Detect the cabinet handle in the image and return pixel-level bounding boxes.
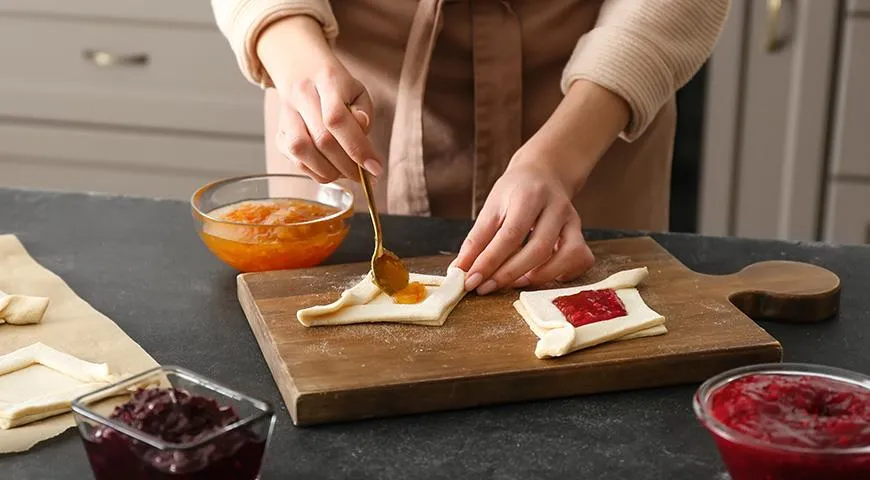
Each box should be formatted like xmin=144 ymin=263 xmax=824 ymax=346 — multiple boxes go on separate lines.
xmin=83 ymin=49 xmax=149 ymax=67
xmin=766 ymin=0 xmax=785 ymax=52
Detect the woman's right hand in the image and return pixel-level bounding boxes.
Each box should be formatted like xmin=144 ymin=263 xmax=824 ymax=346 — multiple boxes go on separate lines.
xmin=257 ymin=16 xmax=382 ymax=183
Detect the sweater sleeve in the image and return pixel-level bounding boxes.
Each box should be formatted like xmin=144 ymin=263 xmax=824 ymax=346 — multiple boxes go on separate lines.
xmin=210 ymin=0 xmax=339 ymax=89
xmin=561 ymin=0 xmax=730 ymax=141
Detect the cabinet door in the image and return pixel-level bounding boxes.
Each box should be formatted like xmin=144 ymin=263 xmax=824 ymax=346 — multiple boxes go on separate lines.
xmin=698 ymin=1 xmax=749 ymax=236
xmin=823 ymin=182 xmax=870 ymax=245
xmin=732 ymin=0 xmax=838 ymax=240
xmin=0 ymin=0 xmax=213 ymax=25
xmin=0 ymin=16 xmax=263 ymax=136
xmin=0 ymin=122 xmax=264 ymax=200
xmin=829 ymin=17 xmax=870 ymax=178
xmin=849 ymin=0 xmax=870 ymax=13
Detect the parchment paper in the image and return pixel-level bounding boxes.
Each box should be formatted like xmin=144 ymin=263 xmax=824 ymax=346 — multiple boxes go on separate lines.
xmin=0 ymin=234 xmax=159 ymax=454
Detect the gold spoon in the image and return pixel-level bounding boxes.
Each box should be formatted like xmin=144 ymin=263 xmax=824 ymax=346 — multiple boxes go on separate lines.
xmin=358 ymin=164 xmax=409 ymax=295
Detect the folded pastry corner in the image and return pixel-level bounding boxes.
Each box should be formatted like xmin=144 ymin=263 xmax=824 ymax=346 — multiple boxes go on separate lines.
xmin=0 ymin=289 xmax=50 ymax=325
xmin=297 ymin=266 xmax=468 ymax=327
xmin=0 ymin=342 xmax=131 ymax=430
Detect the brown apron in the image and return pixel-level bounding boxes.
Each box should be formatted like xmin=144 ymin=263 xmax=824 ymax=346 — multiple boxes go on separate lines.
xmin=264 ymin=0 xmax=676 ymax=231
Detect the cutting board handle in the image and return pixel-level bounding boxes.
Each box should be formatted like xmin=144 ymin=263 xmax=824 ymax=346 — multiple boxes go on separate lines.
xmin=712 ymin=260 xmax=840 ymax=324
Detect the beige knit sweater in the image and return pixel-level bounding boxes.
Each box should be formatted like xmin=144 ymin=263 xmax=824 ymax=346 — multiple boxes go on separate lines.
xmin=210 ymin=0 xmax=729 ymax=140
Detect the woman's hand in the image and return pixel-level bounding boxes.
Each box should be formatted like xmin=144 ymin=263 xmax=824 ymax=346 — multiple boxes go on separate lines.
xmin=257 ymin=16 xmax=382 ymax=183
xmin=452 ymin=79 xmax=632 ymax=295
xmin=452 ymin=160 xmax=595 ymax=295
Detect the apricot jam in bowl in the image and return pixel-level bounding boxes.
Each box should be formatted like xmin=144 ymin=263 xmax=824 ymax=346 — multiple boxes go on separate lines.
xmin=191 ymin=174 xmax=353 ymax=272
xmin=693 ymin=363 xmax=870 ymax=480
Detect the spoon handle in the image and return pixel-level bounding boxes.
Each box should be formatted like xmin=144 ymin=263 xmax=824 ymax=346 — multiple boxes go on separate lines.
xmin=358 ymin=164 xmax=384 ymax=257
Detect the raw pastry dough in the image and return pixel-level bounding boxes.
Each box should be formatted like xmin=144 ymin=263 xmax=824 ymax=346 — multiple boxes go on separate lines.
xmin=297 ymin=267 xmax=467 ymax=327
xmin=514 ymin=267 xmax=666 ymax=359
xmin=0 ymin=343 xmax=128 ymax=429
xmin=0 ymin=289 xmax=49 ymax=325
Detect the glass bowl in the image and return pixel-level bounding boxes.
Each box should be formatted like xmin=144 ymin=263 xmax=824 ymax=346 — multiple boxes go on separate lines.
xmin=191 ymin=174 xmax=354 ymax=272
xmin=71 ymin=365 xmax=276 ymax=480
xmin=693 ymin=362 xmax=870 ymax=480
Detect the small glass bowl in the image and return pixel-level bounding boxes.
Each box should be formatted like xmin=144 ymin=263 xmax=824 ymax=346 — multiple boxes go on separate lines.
xmin=693 ymin=362 xmax=870 ymax=480
xmin=191 ymin=174 xmax=354 ymax=272
xmin=71 ymin=365 xmax=276 ymax=480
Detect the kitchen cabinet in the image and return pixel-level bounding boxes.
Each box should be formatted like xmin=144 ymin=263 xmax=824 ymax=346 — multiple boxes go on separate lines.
xmin=823 ymin=182 xmax=870 ymax=245
xmin=829 ymin=16 xmax=870 ymax=178
xmin=849 ymin=0 xmax=870 ymax=13
xmin=699 ymin=0 xmax=870 ymax=245
xmin=0 ymin=0 xmax=265 ymax=200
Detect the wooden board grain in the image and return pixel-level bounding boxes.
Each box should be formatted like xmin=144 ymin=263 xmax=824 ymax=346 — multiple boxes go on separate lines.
xmin=237 ymin=236 xmax=840 ymax=426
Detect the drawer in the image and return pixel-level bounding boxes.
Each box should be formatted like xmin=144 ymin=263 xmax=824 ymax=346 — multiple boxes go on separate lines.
xmin=0 ymin=161 xmax=232 ymax=201
xmin=822 ymin=181 xmax=870 ymax=245
xmin=829 ymin=18 xmax=870 ymax=177
xmin=0 ymin=122 xmax=265 ymax=200
xmin=849 ymin=0 xmax=870 ymax=14
xmin=0 ymin=0 xmax=214 ymax=26
xmin=0 ymin=16 xmax=263 ymax=136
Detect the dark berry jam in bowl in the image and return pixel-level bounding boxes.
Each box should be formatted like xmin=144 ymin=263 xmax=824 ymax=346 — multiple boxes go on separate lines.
xmin=693 ymin=363 xmax=870 ymax=480
xmin=71 ymin=366 xmax=275 ymax=480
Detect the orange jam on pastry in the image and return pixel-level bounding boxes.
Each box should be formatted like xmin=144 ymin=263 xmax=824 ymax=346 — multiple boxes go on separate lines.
xmin=392 ymin=282 xmax=427 ymax=304
xmin=199 ymin=199 xmax=349 ymax=272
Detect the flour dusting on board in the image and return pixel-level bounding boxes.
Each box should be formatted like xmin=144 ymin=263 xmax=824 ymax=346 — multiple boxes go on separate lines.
xmin=332 ymin=292 xmax=523 ymax=347
xmin=592 ymin=254 xmax=634 ymax=273
xmin=341 ymin=319 xmax=459 ymax=346
xmin=341 ymin=273 xmax=370 ymax=291
xmin=298 ymin=339 xmax=334 ymax=356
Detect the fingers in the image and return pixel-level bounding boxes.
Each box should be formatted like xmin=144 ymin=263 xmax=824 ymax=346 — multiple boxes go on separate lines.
xmin=276 ymin=110 xmax=340 ymax=183
xmin=295 ymin=159 xmax=333 ymax=184
xmin=466 ymin=194 xmax=545 ymax=294
xmin=317 ymin=78 xmax=383 ymax=177
xmin=487 ymin=203 xmax=569 ymax=290
xmin=451 ymin=200 xmax=501 ymax=275
xmin=274 ymin=63 xmax=382 ymax=184
xmin=351 ymin=109 xmax=370 ymax=133
xmin=290 ymin=80 xmax=361 ymax=181
xmin=524 ymin=215 xmax=594 ymax=286
xmin=349 ymin=85 xmax=375 ymax=130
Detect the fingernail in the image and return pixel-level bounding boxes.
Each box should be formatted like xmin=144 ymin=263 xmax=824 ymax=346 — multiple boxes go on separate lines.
xmin=465 ymin=272 xmax=483 ymax=291
xmin=353 ymin=110 xmax=370 ymax=130
xmin=476 ymin=279 xmax=498 ymax=296
xmin=363 ymin=159 xmax=383 ymax=176
xmin=512 ymin=275 xmax=530 ymax=289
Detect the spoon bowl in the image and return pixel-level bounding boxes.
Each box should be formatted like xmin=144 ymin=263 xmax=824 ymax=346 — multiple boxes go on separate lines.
xmin=357 ymin=165 xmax=409 ymax=294
xmin=372 ymin=248 xmax=409 ymax=295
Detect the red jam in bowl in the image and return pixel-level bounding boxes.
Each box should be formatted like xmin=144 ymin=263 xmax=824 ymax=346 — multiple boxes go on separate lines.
xmin=82 ymin=388 xmax=266 ymax=480
xmin=699 ymin=371 xmax=870 ymax=480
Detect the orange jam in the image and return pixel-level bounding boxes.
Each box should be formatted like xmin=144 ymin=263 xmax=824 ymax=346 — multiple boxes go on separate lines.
xmin=392 ymin=282 xmax=427 ymax=304
xmin=198 ymin=198 xmax=348 ymax=272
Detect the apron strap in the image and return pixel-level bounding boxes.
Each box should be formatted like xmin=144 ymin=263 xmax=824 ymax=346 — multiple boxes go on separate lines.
xmin=386 ymin=0 xmax=445 ymax=216
xmin=387 ymin=0 xmax=523 ymax=218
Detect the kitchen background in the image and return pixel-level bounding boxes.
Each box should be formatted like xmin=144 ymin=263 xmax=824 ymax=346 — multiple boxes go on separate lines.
xmin=0 ymin=1 xmax=867 ymax=245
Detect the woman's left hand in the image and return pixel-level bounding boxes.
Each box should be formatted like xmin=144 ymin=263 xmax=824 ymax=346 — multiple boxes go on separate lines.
xmin=451 ymin=156 xmax=594 ymax=295
xmin=451 ymin=79 xmax=631 ymax=295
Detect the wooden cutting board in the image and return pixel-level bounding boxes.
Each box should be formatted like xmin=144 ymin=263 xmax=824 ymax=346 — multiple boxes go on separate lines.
xmin=237 ymin=236 xmax=840 ymax=426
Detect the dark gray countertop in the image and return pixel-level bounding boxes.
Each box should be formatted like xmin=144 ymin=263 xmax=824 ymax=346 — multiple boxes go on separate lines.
xmin=1 ymin=187 xmax=868 ymax=480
